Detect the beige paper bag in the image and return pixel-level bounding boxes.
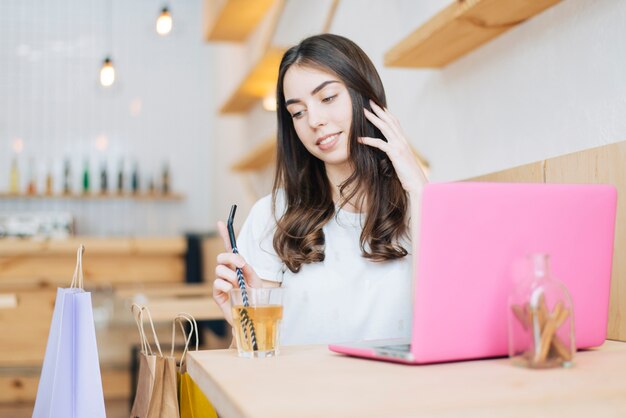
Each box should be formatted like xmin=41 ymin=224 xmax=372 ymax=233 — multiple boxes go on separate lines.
xmin=130 ymin=305 xmax=162 ymax=418
xmin=147 ymin=355 xmax=180 ymax=418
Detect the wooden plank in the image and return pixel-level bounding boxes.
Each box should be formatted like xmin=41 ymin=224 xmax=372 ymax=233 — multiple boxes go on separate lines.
xmin=231 ymin=137 xmax=277 ymax=172
xmin=0 ymin=255 xmax=184 ymax=286
xmin=130 ymin=238 xmax=186 ymax=255
xmin=114 ymin=283 xmax=223 ymax=322
xmin=322 ymin=0 xmax=340 ymax=33
xmin=146 ymin=297 xmax=223 ymax=322
xmin=115 ymin=283 xmax=213 ymax=299
xmin=385 ymin=0 xmax=562 ymax=68
xmin=0 ymin=237 xmax=185 ymax=256
xmin=0 ymin=289 xmax=56 ymax=367
xmin=220 ymin=47 xmax=286 ymax=114
xmin=204 ymin=0 xmax=277 ymax=42
xmin=544 ymin=142 xmax=626 ymax=342
xmin=0 ymin=367 xmax=130 ymax=403
xmin=470 ymin=160 xmax=545 ymax=182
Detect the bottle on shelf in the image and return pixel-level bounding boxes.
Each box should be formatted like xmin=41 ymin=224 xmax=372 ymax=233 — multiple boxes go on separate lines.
xmin=148 ymin=176 xmax=155 ymax=195
xmin=9 ymin=157 xmax=20 ymax=194
xmin=100 ymin=162 xmax=108 ymax=195
xmin=117 ymin=159 xmax=124 ymax=195
xmin=45 ymin=160 xmax=53 ymax=195
xmin=131 ymin=161 xmax=140 ymax=195
xmin=162 ymin=162 xmax=170 ymax=195
xmin=27 ymin=157 xmax=37 ymax=195
xmin=82 ymin=159 xmax=90 ymax=195
xmin=63 ymin=159 xmax=72 ymax=195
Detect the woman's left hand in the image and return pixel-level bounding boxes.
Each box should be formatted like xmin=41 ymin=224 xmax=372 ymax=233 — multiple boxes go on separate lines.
xmin=359 ymin=100 xmax=427 ymax=194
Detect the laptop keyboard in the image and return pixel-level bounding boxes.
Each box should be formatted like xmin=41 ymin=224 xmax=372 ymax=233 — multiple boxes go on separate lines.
xmin=378 ymin=343 xmax=411 ymax=352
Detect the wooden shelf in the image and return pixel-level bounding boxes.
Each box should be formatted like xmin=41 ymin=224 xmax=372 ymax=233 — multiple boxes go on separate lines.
xmin=0 ymin=236 xmax=186 ymax=256
xmin=204 ymin=0 xmax=278 ymax=42
xmin=231 ymin=137 xmax=277 ymax=172
xmin=384 ymin=0 xmax=562 ymax=68
xmin=220 ymin=47 xmax=286 ymax=114
xmin=0 ymin=192 xmax=184 ymax=201
xmin=230 ymin=137 xmax=430 ymax=174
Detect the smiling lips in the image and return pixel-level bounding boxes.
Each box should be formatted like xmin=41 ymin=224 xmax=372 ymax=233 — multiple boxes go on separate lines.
xmin=316 ymin=132 xmax=342 ymax=151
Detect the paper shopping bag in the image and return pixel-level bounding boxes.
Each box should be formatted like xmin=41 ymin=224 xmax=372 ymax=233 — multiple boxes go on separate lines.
xmin=32 ymin=245 xmax=106 ymax=418
xmin=146 ymin=355 xmax=180 ymax=418
xmin=173 ymin=313 xmax=217 ymax=418
xmin=179 ymin=372 xmax=217 ymax=418
xmin=130 ymin=304 xmax=161 ymax=418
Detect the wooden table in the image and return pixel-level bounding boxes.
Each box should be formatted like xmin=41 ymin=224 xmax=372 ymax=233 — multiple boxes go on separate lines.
xmin=188 ymin=340 xmax=626 ymax=418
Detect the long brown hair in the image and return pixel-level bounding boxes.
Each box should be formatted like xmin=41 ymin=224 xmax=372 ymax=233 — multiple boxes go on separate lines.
xmin=273 ymin=34 xmax=408 ymax=273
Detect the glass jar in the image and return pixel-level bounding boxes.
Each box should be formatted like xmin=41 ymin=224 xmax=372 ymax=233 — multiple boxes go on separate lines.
xmin=508 ymin=253 xmax=575 ymax=368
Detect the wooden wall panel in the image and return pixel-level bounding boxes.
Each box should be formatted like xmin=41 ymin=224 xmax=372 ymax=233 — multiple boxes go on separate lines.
xmin=544 ymin=142 xmax=626 ymax=341
xmin=470 ymin=161 xmax=544 ymax=183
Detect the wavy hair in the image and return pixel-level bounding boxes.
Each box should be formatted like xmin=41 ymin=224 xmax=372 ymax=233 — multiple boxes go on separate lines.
xmin=273 ymin=34 xmax=408 ymax=273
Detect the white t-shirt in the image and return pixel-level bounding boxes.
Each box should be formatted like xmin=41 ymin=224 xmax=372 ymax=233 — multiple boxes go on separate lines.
xmin=237 ymin=192 xmax=413 ymax=345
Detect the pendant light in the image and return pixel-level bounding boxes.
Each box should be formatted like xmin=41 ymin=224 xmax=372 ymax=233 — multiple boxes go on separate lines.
xmin=100 ymin=56 xmax=115 ymax=87
xmin=100 ymin=0 xmax=116 ymax=87
xmin=156 ymin=6 xmax=173 ymax=36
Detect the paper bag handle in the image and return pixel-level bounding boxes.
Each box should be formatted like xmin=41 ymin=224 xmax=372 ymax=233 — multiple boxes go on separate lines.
xmin=131 ymin=304 xmax=163 ymax=357
xmin=171 ymin=312 xmax=199 ymax=371
xmin=70 ymin=245 xmax=85 ymax=290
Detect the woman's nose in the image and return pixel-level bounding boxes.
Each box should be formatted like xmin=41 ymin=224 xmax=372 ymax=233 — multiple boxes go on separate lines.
xmin=307 ymin=105 xmax=327 ymax=129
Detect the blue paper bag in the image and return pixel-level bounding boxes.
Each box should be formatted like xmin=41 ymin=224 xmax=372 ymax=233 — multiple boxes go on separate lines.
xmin=32 ymin=246 xmax=106 ymax=418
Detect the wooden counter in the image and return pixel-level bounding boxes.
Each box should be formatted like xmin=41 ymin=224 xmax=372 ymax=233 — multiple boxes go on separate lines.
xmin=188 ymin=340 xmax=626 ymax=418
xmin=0 ymin=235 xmax=197 ymax=404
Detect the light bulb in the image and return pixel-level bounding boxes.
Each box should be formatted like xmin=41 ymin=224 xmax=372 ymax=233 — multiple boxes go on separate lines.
xmin=156 ymin=7 xmax=173 ymax=36
xmin=100 ymin=57 xmax=115 ymax=87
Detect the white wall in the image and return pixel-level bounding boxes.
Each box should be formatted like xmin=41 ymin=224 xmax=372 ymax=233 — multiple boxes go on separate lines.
xmin=10 ymin=1 xmax=619 ymax=233
xmin=1 ymin=0 xmax=215 ymax=236
xmin=210 ymin=0 xmax=626 ymax=226
xmin=335 ymin=0 xmax=626 ymax=181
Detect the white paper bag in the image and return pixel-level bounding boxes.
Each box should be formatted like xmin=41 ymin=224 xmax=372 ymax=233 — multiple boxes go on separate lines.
xmin=32 ymin=245 xmax=106 ymax=418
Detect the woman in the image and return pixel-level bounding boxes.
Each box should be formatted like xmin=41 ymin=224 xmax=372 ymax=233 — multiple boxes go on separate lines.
xmin=213 ymin=34 xmax=427 ymax=345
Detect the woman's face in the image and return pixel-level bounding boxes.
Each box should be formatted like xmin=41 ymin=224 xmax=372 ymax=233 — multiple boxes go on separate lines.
xmin=283 ymin=65 xmax=353 ymax=168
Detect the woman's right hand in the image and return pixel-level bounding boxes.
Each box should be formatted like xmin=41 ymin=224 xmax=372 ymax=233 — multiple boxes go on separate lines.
xmin=212 ymin=220 xmax=263 ymax=326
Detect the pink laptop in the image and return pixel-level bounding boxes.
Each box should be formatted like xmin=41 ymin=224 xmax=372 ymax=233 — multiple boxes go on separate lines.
xmin=329 ymin=182 xmax=617 ymax=364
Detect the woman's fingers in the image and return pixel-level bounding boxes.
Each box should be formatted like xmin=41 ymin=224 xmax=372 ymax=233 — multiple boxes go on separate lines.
xmin=367 ymin=100 xmax=405 ymax=141
xmin=215 ymin=264 xmax=238 ymax=285
xmin=217 ymin=252 xmax=246 ymax=270
xmin=212 ymin=278 xmax=234 ymax=326
xmin=213 ymin=278 xmax=234 ymax=303
xmin=358 ymin=136 xmax=389 ymax=153
xmin=361 ymin=103 xmax=427 ymax=195
xmin=216 ymin=252 xmax=263 ymax=288
xmin=364 ymin=108 xmax=398 ymax=144
xmin=240 ymin=262 xmax=263 ymax=288
xmin=368 ymin=100 xmax=398 ymax=130
xmin=217 ymin=221 xmax=232 ymax=251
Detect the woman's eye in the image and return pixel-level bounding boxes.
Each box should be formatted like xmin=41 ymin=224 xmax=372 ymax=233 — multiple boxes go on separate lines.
xmin=291 ymin=111 xmax=304 ymax=119
xmin=322 ymin=94 xmax=337 ymax=103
